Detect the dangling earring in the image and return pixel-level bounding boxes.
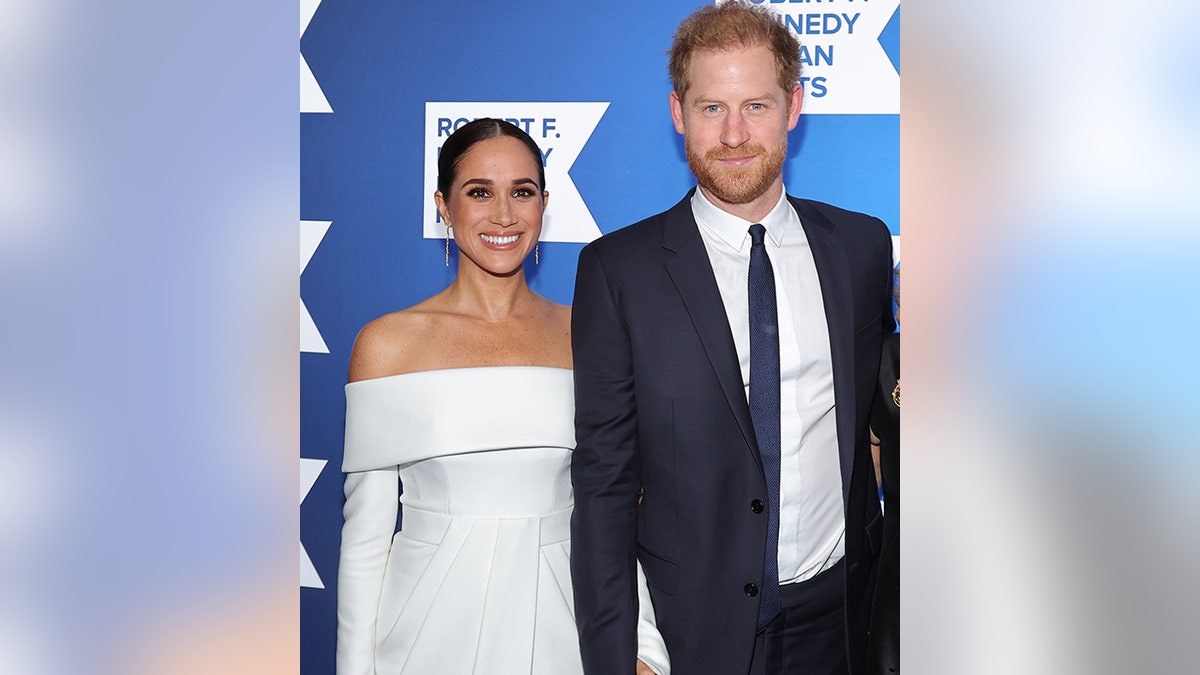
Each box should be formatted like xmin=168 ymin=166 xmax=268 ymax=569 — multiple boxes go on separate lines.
xmin=535 ymin=242 xmax=540 ymax=265
xmin=444 ymin=224 xmax=451 ymax=267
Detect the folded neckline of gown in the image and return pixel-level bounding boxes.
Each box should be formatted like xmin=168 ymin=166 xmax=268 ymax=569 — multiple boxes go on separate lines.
xmin=342 ymin=366 xmax=576 ymax=472
xmin=346 ymin=364 xmax=572 ymax=389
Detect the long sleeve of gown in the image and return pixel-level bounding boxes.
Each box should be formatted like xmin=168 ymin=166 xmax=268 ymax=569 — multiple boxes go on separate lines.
xmin=336 ymin=467 xmax=399 ymax=675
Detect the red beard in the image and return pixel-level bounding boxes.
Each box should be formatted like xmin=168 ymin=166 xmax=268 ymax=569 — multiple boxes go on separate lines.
xmin=686 ymin=140 xmax=787 ymax=205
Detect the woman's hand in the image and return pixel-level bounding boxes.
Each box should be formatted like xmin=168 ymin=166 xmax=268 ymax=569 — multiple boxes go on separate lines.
xmin=636 ymin=658 xmax=657 ymax=675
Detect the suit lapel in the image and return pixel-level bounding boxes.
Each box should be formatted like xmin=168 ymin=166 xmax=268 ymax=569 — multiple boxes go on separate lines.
xmin=791 ymin=198 xmax=857 ymax=501
xmin=661 ymin=194 xmax=760 ymax=462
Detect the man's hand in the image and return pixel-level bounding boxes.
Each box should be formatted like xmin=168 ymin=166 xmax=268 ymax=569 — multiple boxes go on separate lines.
xmin=636 ymin=658 xmax=657 ymax=675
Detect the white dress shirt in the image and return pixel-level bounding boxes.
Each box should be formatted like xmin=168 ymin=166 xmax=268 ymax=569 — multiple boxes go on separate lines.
xmin=692 ymin=188 xmax=844 ymax=584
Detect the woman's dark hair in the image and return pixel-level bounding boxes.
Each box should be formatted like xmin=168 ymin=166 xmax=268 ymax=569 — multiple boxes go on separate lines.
xmin=436 ymin=118 xmax=546 ymax=195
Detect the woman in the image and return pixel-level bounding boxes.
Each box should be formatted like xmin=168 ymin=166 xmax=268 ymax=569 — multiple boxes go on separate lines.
xmin=336 ymin=118 xmax=668 ymax=674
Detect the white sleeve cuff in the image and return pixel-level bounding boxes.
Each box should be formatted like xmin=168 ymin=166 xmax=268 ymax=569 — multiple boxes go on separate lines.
xmin=635 ymin=558 xmax=671 ymax=675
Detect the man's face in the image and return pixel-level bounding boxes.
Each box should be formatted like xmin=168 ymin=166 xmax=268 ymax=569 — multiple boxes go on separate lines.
xmin=671 ymin=45 xmax=802 ymax=208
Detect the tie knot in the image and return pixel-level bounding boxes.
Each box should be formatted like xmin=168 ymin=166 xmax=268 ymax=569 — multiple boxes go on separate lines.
xmin=749 ymin=223 xmax=767 ymax=246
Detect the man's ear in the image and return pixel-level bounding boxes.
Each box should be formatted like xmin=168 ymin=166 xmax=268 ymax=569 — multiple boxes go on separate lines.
xmin=670 ymin=91 xmax=686 ymax=135
xmin=786 ymin=82 xmax=803 ymax=131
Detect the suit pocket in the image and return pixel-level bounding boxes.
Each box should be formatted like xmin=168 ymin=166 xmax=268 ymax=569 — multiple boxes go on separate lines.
xmin=637 ymin=543 xmax=679 ymax=596
xmin=854 ymin=315 xmax=881 ymax=337
xmin=638 ymin=401 xmax=677 ymax=556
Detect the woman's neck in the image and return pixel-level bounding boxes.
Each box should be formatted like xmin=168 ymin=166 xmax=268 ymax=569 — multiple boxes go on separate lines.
xmin=444 ymin=267 xmax=538 ymax=323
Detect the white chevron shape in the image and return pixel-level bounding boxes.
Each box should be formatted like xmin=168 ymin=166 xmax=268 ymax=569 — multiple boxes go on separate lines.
xmin=301 ymin=0 xmax=321 ymax=36
xmin=301 ymin=457 xmax=328 ymax=589
xmin=301 ymin=220 xmax=331 ymax=354
xmin=301 ymin=0 xmax=332 ymax=113
xmin=301 ymin=55 xmax=333 ymax=114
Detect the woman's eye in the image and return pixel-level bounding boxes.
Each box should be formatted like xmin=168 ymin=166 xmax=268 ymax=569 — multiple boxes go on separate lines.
xmin=467 ymin=188 xmax=491 ymax=199
xmin=513 ymin=188 xmax=535 ymax=198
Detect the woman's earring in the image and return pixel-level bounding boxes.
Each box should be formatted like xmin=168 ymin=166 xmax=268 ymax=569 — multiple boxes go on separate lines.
xmin=535 ymin=242 xmax=540 ymax=265
xmin=444 ymin=224 xmax=451 ymax=267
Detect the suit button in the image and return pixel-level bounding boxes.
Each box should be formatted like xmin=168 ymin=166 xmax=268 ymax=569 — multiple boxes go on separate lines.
xmin=744 ymin=583 xmax=759 ymax=597
xmin=750 ymin=499 xmax=764 ymax=514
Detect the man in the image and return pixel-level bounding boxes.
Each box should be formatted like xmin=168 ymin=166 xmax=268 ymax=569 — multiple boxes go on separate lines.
xmin=570 ymin=4 xmax=894 ymax=674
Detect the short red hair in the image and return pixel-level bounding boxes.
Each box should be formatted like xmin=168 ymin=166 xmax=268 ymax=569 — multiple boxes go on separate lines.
xmin=667 ymin=3 xmax=803 ymax=103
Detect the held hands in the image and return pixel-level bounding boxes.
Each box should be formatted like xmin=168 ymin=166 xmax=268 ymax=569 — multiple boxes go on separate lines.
xmin=636 ymin=658 xmax=657 ymax=675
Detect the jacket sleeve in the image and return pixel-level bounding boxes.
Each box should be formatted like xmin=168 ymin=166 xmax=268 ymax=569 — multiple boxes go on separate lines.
xmin=571 ymin=242 xmax=644 ymax=673
xmin=336 ymin=467 xmax=399 ymax=675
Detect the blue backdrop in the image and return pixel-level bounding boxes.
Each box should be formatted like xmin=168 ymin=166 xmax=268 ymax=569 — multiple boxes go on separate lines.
xmin=301 ymin=1 xmax=898 ymax=671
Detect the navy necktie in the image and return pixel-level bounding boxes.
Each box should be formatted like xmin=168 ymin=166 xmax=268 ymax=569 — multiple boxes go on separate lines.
xmin=748 ymin=223 xmax=782 ymax=629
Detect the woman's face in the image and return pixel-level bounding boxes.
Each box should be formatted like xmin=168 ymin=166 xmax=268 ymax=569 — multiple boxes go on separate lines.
xmin=435 ymin=135 xmax=548 ymax=276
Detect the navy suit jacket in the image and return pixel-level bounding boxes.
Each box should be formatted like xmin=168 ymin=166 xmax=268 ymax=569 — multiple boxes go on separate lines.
xmin=570 ymin=191 xmax=895 ymax=674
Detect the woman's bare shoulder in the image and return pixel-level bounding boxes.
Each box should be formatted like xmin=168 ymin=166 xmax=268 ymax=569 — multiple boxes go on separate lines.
xmin=347 ymin=306 xmax=441 ymax=382
xmin=551 ymin=299 xmax=571 ymax=321
xmin=535 ymin=298 xmax=572 ymax=368
xmin=551 ymin=300 xmax=572 ymax=335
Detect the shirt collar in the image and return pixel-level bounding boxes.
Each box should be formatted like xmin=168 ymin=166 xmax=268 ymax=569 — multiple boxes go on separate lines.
xmin=691 ymin=188 xmax=794 ymax=252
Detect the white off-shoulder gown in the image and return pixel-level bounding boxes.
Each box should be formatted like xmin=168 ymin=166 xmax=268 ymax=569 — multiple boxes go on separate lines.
xmin=337 ymin=366 xmax=668 ymax=675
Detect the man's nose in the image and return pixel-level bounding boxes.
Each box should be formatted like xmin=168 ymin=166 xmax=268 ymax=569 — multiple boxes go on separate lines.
xmin=720 ymin=111 xmax=749 ymax=148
